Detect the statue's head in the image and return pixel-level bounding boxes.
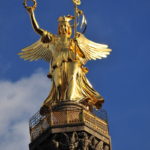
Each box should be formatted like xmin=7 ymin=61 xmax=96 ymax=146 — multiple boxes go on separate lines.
xmin=57 ymin=15 xmax=74 ymax=38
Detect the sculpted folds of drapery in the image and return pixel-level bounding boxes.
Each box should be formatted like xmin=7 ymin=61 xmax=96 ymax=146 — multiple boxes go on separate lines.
xmin=19 ymin=0 xmax=111 ymax=110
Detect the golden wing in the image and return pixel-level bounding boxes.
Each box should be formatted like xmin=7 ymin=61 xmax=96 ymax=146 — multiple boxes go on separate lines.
xmin=76 ymin=32 xmax=112 ymax=61
xmin=18 ymin=35 xmax=54 ymax=62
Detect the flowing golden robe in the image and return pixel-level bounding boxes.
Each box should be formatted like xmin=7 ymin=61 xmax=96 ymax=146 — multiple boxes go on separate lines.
xmin=19 ymin=30 xmax=111 ymax=109
xmin=44 ymin=35 xmax=104 ymax=108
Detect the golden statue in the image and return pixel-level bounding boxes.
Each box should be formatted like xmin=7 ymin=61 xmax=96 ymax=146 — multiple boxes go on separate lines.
xmin=19 ymin=0 xmax=111 ymax=110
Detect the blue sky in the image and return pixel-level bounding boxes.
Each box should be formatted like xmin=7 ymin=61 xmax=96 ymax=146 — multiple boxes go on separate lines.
xmin=0 ymin=0 xmax=150 ymax=149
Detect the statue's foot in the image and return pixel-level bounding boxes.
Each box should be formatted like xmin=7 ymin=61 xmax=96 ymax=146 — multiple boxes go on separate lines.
xmin=80 ymin=99 xmax=94 ymax=112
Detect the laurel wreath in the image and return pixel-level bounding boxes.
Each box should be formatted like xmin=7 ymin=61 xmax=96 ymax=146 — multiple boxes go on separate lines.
xmin=72 ymin=0 xmax=81 ymax=5
xmin=23 ymin=0 xmax=37 ymax=9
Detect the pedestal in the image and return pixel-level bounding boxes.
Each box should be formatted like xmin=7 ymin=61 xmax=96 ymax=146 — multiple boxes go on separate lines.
xmin=29 ymin=101 xmax=112 ymax=150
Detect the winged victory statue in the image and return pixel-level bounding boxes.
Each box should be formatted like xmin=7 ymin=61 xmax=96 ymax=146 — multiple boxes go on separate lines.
xmin=19 ymin=0 xmax=111 ymax=111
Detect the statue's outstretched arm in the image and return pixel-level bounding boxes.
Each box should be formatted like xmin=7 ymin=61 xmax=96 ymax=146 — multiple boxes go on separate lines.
xmin=26 ymin=7 xmax=45 ymax=36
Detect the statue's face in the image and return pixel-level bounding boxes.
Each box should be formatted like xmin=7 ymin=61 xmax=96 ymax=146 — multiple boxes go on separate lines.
xmin=58 ymin=22 xmax=72 ymax=38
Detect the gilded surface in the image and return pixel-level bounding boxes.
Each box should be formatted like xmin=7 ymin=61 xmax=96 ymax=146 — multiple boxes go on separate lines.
xmin=19 ymin=0 xmax=111 ymax=109
xmin=72 ymin=0 xmax=81 ymax=5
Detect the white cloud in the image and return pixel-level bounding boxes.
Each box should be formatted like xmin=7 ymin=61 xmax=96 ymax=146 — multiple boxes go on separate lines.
xmin=0 ymin=70 xmax=51 ymax=150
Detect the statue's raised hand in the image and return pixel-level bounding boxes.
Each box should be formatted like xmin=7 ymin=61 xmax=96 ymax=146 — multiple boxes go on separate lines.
xmin=23 ymin=0 xmax=37 ymax=13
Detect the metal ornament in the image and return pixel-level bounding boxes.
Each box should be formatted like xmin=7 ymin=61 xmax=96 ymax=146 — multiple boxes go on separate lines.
xmin=72 ymin=0 xmax=81 ymax=5
xmin=23 ymin=0 xmax=37 ymax=9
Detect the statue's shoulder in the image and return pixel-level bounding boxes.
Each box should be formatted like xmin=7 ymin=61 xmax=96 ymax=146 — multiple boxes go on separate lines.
xmin=42 ymin=30 xmax=54 ymax=38
xmin=41 ymin=30 xmax=58 ymax=43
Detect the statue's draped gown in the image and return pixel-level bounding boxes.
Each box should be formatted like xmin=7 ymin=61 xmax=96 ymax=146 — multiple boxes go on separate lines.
xmin=19 ymin=31 xmax=111 ymax=109
xmin=44 ymin=35 xmax=104 ymax=108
